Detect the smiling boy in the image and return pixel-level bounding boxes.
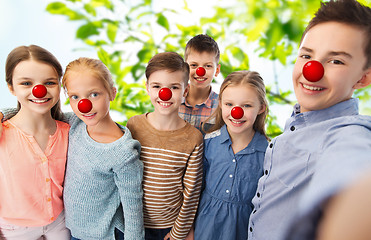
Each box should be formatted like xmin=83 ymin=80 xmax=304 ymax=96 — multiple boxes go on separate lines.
xmin=127 ymin=52 xmax=203 ymax=240
xmin=248 ymin=1 xmax=371 ymax=239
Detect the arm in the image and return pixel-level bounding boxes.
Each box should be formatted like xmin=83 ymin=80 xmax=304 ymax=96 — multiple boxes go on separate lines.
xmin=317 ymin=173 xmax=371 ymax=240
xmin=114 ymin=138 xmax=144 ymax=240
xmin=169 ymin=142 xmax=204 ymax=240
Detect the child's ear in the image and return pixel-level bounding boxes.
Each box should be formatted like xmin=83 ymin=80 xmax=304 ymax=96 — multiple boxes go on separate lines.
xmin=7 ymin=84 xmax=15 ymax=96
xmin=353 ymin=68 xmax=371 ymax=89
xmin=183 ymin=84 xmax=190 ymax=97
xmin=215 ymin=64 xmax=221 ymax=77
xmin=258 ymin=104 xmax=266 ymax=115
xmin=110 ymin=87 xmax=117 ymax=101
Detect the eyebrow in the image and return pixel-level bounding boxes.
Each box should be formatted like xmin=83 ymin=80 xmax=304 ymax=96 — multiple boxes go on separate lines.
xmin=300 ymin=46 xmax=352 ymax=59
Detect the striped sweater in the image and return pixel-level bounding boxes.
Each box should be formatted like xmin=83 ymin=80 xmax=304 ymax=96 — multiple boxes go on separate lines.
xmin=127 ymin=114 xmax=203 ymax=240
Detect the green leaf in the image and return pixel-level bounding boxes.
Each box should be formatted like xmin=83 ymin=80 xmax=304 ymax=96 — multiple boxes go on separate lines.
xmin=157 ymin=13 xmax=170 ymax=31
xmin=46 ymin=2 xmax=85 ymax=20
xmin=107 ymin=22 xmax=118 ymax=43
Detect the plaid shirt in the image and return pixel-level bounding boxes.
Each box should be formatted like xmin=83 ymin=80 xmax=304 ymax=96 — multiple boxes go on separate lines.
xmin=178 ymin=90 xmax=219 ymax=131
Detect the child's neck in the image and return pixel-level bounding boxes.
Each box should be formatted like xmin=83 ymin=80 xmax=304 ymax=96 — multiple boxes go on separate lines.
xmin=86 ymin=115 xmax=123 ymax=143
xmin=229 ymin=127 xmax=255 ymax=154
xmin=186 ymin=86 xmax=211 ymax=107
xmin=147 ymin=111 xmax=186 ymax=131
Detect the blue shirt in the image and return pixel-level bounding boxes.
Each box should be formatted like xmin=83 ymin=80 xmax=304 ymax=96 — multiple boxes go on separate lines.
xmin=194 ymin=125 xmax=268 ymax=240
xmin=248 ymin=98 xmax=371 ymax=240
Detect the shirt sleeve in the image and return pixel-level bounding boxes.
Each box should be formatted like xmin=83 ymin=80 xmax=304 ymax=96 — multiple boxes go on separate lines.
xmin=113 ymin=138 xmax=145 ymax=240
xmin=170 ymin=142 xmax=204 ymax=240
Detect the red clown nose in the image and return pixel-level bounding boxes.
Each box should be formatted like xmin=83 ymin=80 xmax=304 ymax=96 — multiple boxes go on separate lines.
xmin=196 ymin=67 xmax=206 ymax=76
xmin=303 ymin=60 xmax=324 ymax=82
xmin=32 ymin=85 xmax=47 ymax=98
xmin=231 ymin=106 xmax=244 ymax=119
xmin=78 ymin=99 xmax=93 ymax=113
xmin=158 ymin=88 xmax=172 ymax=101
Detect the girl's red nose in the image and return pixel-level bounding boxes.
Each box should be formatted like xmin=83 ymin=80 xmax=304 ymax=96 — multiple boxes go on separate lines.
xmin=32 ymin=85 xmax=47 ymax=98
xmin=78 ymin=99 xmax=93 ymax=113
xmin=231 ymin=106 xmax=244 ymax=119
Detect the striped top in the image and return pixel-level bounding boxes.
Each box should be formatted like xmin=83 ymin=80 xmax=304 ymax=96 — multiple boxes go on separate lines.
xmin=127 ymin=114 xmax=203 ymax=240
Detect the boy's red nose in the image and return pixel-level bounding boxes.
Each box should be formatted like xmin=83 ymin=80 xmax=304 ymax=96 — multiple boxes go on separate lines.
xmin=196 ymin=67 xmax=206 ymax=76
xmin=78 ymin=99 xmax=93 ymax=113
xmin=32 ymin=85 xmax=47 ymax=98
xmin=158 ymin=88 xmax=172 ymax=101
xmin=303 ymin=60 xmax=324 ymax=82
xmin=231 ymin=106 xmax=244 ymax=119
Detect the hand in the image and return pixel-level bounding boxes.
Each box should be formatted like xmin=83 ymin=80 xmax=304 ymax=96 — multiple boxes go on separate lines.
xmin=163 ymin=232 xmax=175 ymax=240
xmin=184 ymin=226 xmax=194 ymax=240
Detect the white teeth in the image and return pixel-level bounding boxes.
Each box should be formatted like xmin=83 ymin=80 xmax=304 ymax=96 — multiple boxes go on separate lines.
xmin=195 ymin=78 xmax=206 ymax=81
xmin=302 ymin=84 xmax=323 ymax=91
xmin=31 ymin=99 xmax=48 ymax=103
xmin=84 ymin=113 xmax=95 ymax=117
xmin=231 ymin=119 xmax=243 ymax=124
xmin=159 ymin=102 xmax=171 ymax=107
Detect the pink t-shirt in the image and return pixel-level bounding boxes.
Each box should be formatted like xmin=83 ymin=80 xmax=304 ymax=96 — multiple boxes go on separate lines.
xmin=0 ymin=120 xmax=69 ymax=227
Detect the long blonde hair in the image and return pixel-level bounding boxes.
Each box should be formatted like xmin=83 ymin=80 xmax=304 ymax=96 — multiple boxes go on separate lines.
xmin=203 ymin=70 xmax=269 ymax=140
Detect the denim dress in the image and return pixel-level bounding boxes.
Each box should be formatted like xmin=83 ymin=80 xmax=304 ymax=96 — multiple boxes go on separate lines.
xmin=194 ymin=125 xmax=268 ymax=240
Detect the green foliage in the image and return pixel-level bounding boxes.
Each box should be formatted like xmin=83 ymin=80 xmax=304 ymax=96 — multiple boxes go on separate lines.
xmin=46 ymin=0 xmax=371 ymax=138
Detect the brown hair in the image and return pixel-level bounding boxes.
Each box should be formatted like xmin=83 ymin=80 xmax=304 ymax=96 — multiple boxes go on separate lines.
xmin=184 ymin=34 xmax=220 ymax=63
xmin=302 ymin=0 xmax=371 ymax=69
xmin=5 ymin=45 xmax=63 ymax=120
xmin=204 ymin=70 xmax=269 ymax=140
xmin=145 ymin=52 xmax=190 ymax=86
xmin=62 ymin=57 xmax=115 ymax=99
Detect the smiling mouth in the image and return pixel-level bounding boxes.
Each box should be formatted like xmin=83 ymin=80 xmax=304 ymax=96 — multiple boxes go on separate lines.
xmin=158 ymin=101 xmax=172 ymax=107
xmin=230 ymin=119 xmax=246 ymax=125
xmin=194 ymin=77 xmax=207 ymax=82
xmin=30 ymin=98 xmax=50 ymax=103
xmin=82 ymin=113 xmax=96 ymax=118
xmin=302 ymin=83 xmax=324 ymax=91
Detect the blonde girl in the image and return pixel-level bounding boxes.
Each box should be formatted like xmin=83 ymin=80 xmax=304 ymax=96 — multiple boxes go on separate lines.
xmin=193 ymin=70 xmax=269 ymax=240
xmin=61 ymin=58 xmax=144 ymax=240
xmin=0 ymin=45 xmax=70 ymax=239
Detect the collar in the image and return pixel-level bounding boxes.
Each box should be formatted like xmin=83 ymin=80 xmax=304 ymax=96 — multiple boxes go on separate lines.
xmin=286 ymin=98 xmax=359 ymax=130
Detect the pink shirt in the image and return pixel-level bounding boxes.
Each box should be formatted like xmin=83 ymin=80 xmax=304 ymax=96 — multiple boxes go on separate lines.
xmin=0 ymin=120 xmax=69 ymax=227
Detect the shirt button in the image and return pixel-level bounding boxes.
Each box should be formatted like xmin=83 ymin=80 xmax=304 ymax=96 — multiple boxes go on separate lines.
xmin=232 ymin=159 xmax=236 ymax=163
xmin=269 ymin=143 xmax=273 ymax=148
xmin=47 ymin=198 xmax=51 ymax=202
xmin=50 ymin=217 xmax=55 ymax=221
xmin=229 ymin=174 xmax=233 ymax=178
xmin=265 ymin=170 xmax=268 ymax=175
xmin=250 ymin=227 xmax=253 ymax=232
xmin=257 ymin=192 xmax=261 ymax=197
xmin=253 ymin=209 xmax=257 ymax=214
xmin=290 ymin=126 xmax=295 ymax=131
xmin=46 ymin=178 xmax=50 ymax=182
xmin=226 ymin=190 xmax=230 ymax=193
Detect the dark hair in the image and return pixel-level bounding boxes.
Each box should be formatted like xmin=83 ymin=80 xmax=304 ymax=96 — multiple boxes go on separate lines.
xmin=302 ymin=0 xmax=371 ymax=69
xmin=62 ymin=57 xmax=115 ymax=99
xmin=145 ymin=52 xmax=190 ymax=86
xmin=184 ymin=34 xmax=220 ymax=63
xmin=204 ymin=70 xmax=269 ymax=140
xmin=5 ymin=45 xmax=63 ymax=120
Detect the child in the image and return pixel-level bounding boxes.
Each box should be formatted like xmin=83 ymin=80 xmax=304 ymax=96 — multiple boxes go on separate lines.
xmin=194 ymin=71 xmax=269 ymax=240
xmin=0 ymin=57 xmax=145 ymax=239
xmin=179 ymin=34 xmax=221 ymax=132
xmin=248 ymin=1 xmax=371 ymax=239
xmin=0 ymin=45 xmax=70 ymax=239
xmin=126 ymin=52 xmax=204 ymax=240
xmin=61 ymin=58 xmax=144 ymax=240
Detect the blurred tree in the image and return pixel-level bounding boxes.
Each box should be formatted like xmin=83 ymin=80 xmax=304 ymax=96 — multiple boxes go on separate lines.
xmin=46 ymin=0 xmax=371 ymax=138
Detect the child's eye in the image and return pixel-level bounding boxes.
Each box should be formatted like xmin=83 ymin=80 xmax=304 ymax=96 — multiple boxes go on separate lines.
xmin=206 ymin=64 xmax=213 ymax=68
xmin=330 ymin=59 xmax=344 ymax=65
xmin=171 ymin=86 xmax=179 ymax=90
xmin=301 ymin=55 xmax=311 ymax=60
xmin=225 ymin=103 xmax=233 ymax=107
xmin=70 ymin=95 xmax=78 ymax=100
xmin=152 ymin=85 xmax=160 ymax=89
xmin=90 ymin=93 xmax=99 ymax=98
xmin=190 ymin=64 xmax=198 ymax=68
xmin=21 ymin=82 xmax=32 ymax=86
xmin=243 ymin=104 xmax=252 ymax=108
xmin=45 ymin=81 xmax=57 ymax=86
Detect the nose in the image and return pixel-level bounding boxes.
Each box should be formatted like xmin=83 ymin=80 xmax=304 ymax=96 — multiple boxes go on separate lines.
xmin=158 ymin=87 xmax=172 ymax=101
xmin=196 ymin=67 xmax=206 ymax=76
xmin=32 ymin=85 xmax=47 ymax=98
xmin=231 ymin=106 xmax=244 ymax=119
xmin=78 ymin=99 xmax=93 ymax=113
xmin=302 ymin=60 xmax=324 ymax=82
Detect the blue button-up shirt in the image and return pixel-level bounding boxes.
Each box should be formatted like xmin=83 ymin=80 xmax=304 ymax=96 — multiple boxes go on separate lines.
xmin=248 ymin=98 xmax=371 ymax=240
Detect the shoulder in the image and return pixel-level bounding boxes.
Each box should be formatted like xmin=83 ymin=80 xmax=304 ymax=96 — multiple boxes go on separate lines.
xmin=127 ymin=114 xmax=145 ymax=129
xmin=204 ymin=128 xmax=222 ymax=140
xmin=184 ymin=122 xmax=203 ymax=144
